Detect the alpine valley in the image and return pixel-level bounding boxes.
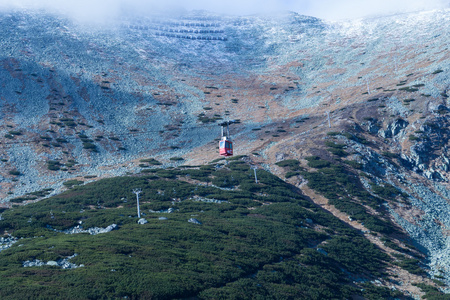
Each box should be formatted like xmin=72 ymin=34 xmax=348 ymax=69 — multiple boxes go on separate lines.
xmin=0 ymin=6 xmax=449 ymax=299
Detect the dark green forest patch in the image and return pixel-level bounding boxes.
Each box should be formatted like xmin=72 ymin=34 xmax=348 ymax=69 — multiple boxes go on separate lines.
xmin=0 ymin=159 xmax=408 ymax=299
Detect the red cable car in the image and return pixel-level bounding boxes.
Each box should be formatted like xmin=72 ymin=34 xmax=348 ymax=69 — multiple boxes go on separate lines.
xmin=219 ymin=120 xmax=235 ymax=157
xmin=219 ymin=137 xmax=233 ymax=156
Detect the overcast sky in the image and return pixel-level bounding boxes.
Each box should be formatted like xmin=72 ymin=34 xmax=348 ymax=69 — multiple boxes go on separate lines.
xmin=0 ymin=0 xmax=448 ymax=21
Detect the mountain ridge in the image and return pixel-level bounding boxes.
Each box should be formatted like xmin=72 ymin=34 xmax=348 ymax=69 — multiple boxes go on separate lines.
xmin=0 ymin=7 xmax=449 ymax=296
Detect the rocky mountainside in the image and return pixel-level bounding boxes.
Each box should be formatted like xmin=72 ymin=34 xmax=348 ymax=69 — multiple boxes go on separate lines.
xmin=0 ymin=7 xmax=450 ymax=297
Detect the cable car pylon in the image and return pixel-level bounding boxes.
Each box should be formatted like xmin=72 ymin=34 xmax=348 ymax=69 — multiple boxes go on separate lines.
xmin=218 ymin=120 xmax=236 ymax=157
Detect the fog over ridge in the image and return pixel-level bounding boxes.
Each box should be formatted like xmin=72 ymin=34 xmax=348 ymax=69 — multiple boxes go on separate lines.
xmin=0 ymin=0 xmax=448 ymax=22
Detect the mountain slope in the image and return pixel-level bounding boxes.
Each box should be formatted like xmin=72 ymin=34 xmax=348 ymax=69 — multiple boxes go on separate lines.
xmin=0 ymin=7 xmax=449 ymax=297
xmin=0 ymin=160 xmax=414 ymax=299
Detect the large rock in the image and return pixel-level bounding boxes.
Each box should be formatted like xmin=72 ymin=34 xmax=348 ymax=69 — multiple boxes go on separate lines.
xmin=188 ymin=218 xmax=202 ymax=225
xmin=365 ymin=119 xmax=381 ymax=134
xmin=439 ymin=155 xmax=450 ymax=172
xmin=137 ymin=218 xmax=148 ymax=225
xmin=429 ymin=104 xmax=449 ymax=114
xmin=424 ymin=169 xmax=445 ymax=181
xmin=410 ymin=142 xmax=433 ymax=166
xmin=379 ymin=118 xmax=409 ymax=138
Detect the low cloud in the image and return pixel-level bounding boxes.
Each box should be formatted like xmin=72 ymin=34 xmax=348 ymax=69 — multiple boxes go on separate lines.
xmin=0 ymin=0 xmax=448 ymax=21
xmin=303 ymin=0 xmax=450 ymax=20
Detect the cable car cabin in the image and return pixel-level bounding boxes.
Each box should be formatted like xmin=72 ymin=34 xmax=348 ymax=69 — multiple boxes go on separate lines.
xmin=219 ymin=137 xmax=233 ymax=156
xmin=218 ymin=120 xmax=236 ymax=157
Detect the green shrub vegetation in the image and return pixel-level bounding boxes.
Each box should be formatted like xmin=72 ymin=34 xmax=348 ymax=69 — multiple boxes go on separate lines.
xmin=343 ymin=160 xmax=362 ymax=169
xmin=285 ymin=171 xmax=301 ymax=178
xmin=65 ymin=160 xmax=77 ymax=168
xmin=63 ymin=180 xmax=84 ymax=188
xmin=413 ymin=283 xmax=450 ymax=299
xmin=59 ymin=118 xmax=77 ymax=127
xmin=8 ymin=170 xmax=20 ymax=176
xmin=302 ymin=157 xmax=398 ymax=234
xmin=327 ymin=131 xmax=340 ymax=136
xmin=0 ymin=160 xmax=412 ymax=299
xmin=382 ymin=151 xmax=398 ymax=159
xmin=325 ymin=141 xmax=346 ymax=149
xmin=305 ymin=156 xmax=331 ymax=169
xmin=275 ymin=159 xmax=302 ymax=170
xmin=370 ymin=183 xmax=407 ymax=200
xmin=82 ymin=142 xmax=97 ymax=151
xmin=197 ymin=112 xmax=222 ymax=123
xmin=341 ymin=132 xmax=369 ymax=144
xmin=8 ymin=131 xmax=22 ymax=135
xmin=140 ymin=158 xmax=162 ymax=165
xmin=393 ymin=254 xmax=425 ymax=275
xmin=10 ymin=189 xmax=54 ymax=204
xmin=327 ymin=147 xmax=348 ymax=157
xmin=169 ymin=157 xmax=184 ymax=161
xmin=47 ymin=160 xmax=61 ymax=171
xmin=399 ymin=87 xmax=419 ymax=92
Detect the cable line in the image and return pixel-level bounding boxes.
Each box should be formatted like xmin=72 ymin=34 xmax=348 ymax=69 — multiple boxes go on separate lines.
xmin=0 ymin=120 xmax=240 ymax=147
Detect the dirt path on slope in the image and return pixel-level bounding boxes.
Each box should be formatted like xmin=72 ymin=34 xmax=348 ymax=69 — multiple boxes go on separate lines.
xmin=299 ymin=184 xmax=427 ymax=298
